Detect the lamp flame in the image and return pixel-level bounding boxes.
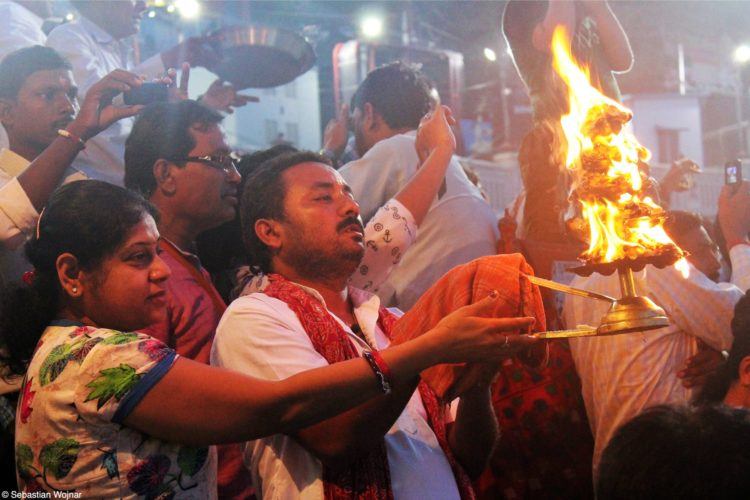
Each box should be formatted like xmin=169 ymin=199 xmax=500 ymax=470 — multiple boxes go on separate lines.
xmin=551 ymin=26 xmax=684 ymax=266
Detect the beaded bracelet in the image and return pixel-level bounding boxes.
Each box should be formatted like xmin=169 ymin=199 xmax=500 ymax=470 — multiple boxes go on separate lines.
xmin=362 ymin=350 xmax=392 ymax=395
xmin=57 ymin=129 xmax=86 ymax=150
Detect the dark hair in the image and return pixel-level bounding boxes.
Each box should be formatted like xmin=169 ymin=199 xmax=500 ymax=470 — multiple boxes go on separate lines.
xmin=351 ymin=62 xmax=434 ymax=130
xmin=0 ymin=181 xmax=158 ymax=376
xmin=597 ymin=404 xmax=750 ymax=499
xmin=695 ymin=294 xmax=750 ymax=405
xmin=664 ymin=210 xmax=704 ymax=243
xmin=195 ymin=145 xmax=298 ymax=299
xmin=124 ymin=100 xmax=223 ymax=197
xmin=0 ymin=46 xmax=72 ymax=100
xmin=240 ymin=150 xmax=330 ymax=274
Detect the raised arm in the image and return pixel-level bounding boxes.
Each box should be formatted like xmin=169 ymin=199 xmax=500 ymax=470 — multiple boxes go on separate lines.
xmin=349 ymin=106 xmax=456 ymax=291
xmin=126 ymin=295 xmax=536 ymax=448
xmin=17 ymin=70 xmax=144 ymax=211
xmin=394 ymin=104 xmax=456 ymax=225
xmin=581 ymin=1 xmax=633 ymax=72
xmin=532 ymin=1 xmax=632 ymax=72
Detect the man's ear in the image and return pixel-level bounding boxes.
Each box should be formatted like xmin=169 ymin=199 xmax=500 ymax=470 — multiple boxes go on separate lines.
xmin=152 ymin=159 xmax=177 ymax=196
xmin=255 ymin=218 xmax=283 ymax=252
xmin=56 ymin=253 xmax=84 ymax=299
xmin=739 ymin=356 xmax=750 ymax=387
xmin=363 ymin=102 xmax=380 ymax=132
xmin=0 ymin=98 xmax=15 ymax=129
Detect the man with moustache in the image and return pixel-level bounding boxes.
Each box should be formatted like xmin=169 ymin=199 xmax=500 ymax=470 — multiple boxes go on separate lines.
xmin=123 ymin=99 xmax=250 ymax=498
xmin=564 ymin=190 xmax=750 ymax=475
xmin=211 ymin=151 xmax=537 ymax=499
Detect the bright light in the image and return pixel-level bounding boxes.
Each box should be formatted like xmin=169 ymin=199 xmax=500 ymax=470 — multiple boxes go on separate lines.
xmin=65 ymin=12 xmax=75 ymax=21
xmin=484 ymin=47 xmax=497 ymax=62
xmin=154 ymin=0 xmax=166 ymax=6
xmin=147 ymin=10 xmax=156 ymax=18
xmin=735 ymin=45 xmax=750 ymax=65
xmin=166 ymin=4 xmax=176 ymax=13
xmin=360 ymin=16 xmax=384 ymax=39
xmin=175 ymin=0 xmax=201 ymax=19
xmin=675 ymin=258 xmax=690 ymax=279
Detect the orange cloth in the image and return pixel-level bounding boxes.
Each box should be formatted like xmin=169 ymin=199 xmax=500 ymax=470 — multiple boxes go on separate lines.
xmin=391 ymin=254 xmax=546 ymax=401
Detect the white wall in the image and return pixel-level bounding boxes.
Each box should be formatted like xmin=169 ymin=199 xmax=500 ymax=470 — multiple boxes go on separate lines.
xmin=228 ymin=69 xmax=321 ymax=152
xmin=625 ymin=94 xmax=704 ymax=167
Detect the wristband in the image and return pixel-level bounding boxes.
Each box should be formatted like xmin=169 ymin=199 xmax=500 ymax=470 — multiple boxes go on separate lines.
xmin=370 ymin=350 xmax=393 ymax=383
xmin=362 ymin=350 xmax=391 ymax=395
xmin=57 ymin=129 xmax=86 ymax=150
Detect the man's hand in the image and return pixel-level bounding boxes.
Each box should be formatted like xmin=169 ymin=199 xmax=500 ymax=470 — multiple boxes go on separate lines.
xmin=677 ymin=340 xmax=726 ymax=388
xmin=415 ymin=104 xmax=456 ymax=163
xmin=160 ymin=36 xmax=221 ymax=71
xmin=164 ymin=63 xmax=191 ymax=102
xmin=67 ymin=69 xmax=144 ymax=141
xmin=718 ymin=180 xmax=750 ymax=250
xmin=200 ymin=79 xmax=257 ymax=114
xmin=322 ymin=104 xmax=349 ymax=157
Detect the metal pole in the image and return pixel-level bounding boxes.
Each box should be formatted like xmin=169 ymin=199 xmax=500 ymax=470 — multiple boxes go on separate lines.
xmin=617 ymin=266 xmax=637 ymax=298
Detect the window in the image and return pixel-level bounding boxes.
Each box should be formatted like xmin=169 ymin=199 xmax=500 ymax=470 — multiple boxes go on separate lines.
xmin=264 ymin=119 xmax=278 ymax=144
xmin=657 ymin=128 xmax=681 ymax=163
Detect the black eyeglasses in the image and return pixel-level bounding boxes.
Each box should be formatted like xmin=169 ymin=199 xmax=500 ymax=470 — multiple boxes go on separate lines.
xmin=170 ymin=153 xmax=240 ymax=174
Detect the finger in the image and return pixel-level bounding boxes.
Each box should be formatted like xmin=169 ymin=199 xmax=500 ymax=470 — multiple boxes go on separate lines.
xmin=483 ymin=316 xmax=537 ymax=333
xmin=453 ymin=290 xmax=503 ymax=318
xmin=179 ymin=63 xmax=190 ymax=94
xmin=338 ymin=103 xmax=349 ymax=121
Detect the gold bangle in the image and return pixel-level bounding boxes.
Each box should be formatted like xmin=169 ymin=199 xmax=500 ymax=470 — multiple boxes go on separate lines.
xmin=57 ymin=129 xmax=86 ymax=150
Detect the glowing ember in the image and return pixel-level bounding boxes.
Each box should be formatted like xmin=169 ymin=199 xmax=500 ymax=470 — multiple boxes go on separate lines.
xmin=551 ymin=27 xmax=684 ymax=267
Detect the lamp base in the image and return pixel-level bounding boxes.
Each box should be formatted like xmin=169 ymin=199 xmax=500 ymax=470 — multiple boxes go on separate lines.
xmin=596 ymin=296 xmax=669 ymax=335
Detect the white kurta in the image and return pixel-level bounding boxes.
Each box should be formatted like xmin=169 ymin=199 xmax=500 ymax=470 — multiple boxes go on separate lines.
xmin=211 ymin=285 xmax=460 ymax=500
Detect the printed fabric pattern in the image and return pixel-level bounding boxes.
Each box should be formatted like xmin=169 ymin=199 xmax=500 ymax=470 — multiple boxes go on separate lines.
xmin=14 ymin=324 xmax=216 ymax=499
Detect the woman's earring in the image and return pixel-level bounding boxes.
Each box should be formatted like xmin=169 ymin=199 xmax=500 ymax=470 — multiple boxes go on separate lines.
xmin=71 ymin=286 xmax=78 ymax=294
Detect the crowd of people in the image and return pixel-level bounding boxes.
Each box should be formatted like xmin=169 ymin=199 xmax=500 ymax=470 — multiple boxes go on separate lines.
xmin=1 ymin=1 xmax=750 ymax=499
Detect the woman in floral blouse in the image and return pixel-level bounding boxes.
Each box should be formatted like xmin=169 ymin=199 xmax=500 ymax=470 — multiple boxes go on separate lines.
xmin=1 ymin=180 xmax=532 ymax=497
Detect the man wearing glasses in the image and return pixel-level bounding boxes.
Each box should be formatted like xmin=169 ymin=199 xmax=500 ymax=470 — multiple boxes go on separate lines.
xmin=123 ymin=99 xmax=251 ymax=499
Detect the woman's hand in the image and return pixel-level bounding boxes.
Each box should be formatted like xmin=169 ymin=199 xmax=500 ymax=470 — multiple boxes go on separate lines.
xmin=425 ymin=291 xmax=538 ymax=365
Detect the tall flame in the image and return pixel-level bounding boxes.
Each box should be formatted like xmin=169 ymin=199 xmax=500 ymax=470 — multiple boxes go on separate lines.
xmin=551 ymin=26 xmax=684 ymax=265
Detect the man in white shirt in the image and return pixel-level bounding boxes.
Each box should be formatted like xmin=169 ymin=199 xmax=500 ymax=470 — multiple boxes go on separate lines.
xmin=212 ymin=152 xmax=514 ymax=499
xmin=338 ymin=62 xmax=498 ymax=310
xmin=0 ymin=46 xmax=143 ymax=280
xmin=46 ymin=0 xmax=242 ymax=185
xmin=563 ymin=184 xmax=750 ymax=475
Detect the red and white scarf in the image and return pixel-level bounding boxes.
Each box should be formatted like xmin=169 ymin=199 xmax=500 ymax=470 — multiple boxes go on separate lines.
xmin=263 ymin=274 xmax=475 ymax=500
